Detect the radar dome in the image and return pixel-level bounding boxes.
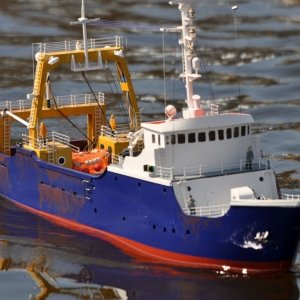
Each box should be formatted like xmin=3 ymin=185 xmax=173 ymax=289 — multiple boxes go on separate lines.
xmin=165 ymin=105 xmax=177 ymax=120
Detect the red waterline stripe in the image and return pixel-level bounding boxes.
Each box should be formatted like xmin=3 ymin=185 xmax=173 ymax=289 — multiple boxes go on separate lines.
xmin=11 ymin=199 xmax=292 ymax=273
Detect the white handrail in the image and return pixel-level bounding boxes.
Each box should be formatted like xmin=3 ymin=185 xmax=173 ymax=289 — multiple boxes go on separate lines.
xmin=0 ymin=92 xmax=105 ymax=112
xmin=281 ymin=193 xmax=300 ymax=201
xmin=183 ymin=204 xmax=229 ymax=218
xmin=33 ymin=36 xmax=124 ymax=54
xmin=178 ymin=157 xmax=268 ymax=179
xmin=22 ymin=131 xmax=80 ymax=152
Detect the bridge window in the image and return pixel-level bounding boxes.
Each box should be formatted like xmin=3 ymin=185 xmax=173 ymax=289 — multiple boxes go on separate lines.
xmin=241 ymin=125 xmax=246 ymax=136
xmin=218 ymin=129 xmax=224 ymax=140
xmin=209 ymin=131 xmax=216 ymax=141
xmin=234 ymin=127 xmax=239 ymax=138
xmin=152 ymin=134 xmax=155 ymax=143
xmin=188 ymin=133 xmax=196 ymax=143
xmin=198 ymin=132 xmax=206 ymax=142
xmin=171 ymin=134 xmax=176 ymax=145
xmin=226 ymin=128 xmax=232 ymax=139
xmin=178 ymin=134 xmax=185 ymax=144
xmin=166 ymin=136 xmax=170 ymax=145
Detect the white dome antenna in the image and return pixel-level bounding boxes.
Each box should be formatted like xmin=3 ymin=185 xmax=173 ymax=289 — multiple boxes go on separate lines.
xmin=165 ymin=105 xmax=177 ymax=121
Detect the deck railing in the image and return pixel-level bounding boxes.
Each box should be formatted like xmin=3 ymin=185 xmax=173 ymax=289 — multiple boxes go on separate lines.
xmin=33 ymin=36 xmax=124 ymax=54
xmin=148 ymin=157 xmax=269 ymax=180
xmin=22 ymin=131 xmax=79 ymax=152
xmin=101 ymin=124 xmax=132 ymax=139
xmin=150 ymin=166 xmax=174 ymax=179
xmin=281 ymin=193 xmax=300 ymax=201
xmin=183 ymin=204 xmax=229 ymax=218
xmin=54 ymin=92 xmax=105 ymax=107
xmin=0 ymin=92 xmax=105 ymax=112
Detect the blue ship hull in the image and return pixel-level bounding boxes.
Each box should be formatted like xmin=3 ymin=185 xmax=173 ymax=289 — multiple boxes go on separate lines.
xmin=1 ymin=145 xmax=300 ymax=273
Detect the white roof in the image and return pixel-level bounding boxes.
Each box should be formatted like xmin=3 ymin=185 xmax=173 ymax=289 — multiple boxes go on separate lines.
xmin=142 ymin=113 xmax=254 ymax=134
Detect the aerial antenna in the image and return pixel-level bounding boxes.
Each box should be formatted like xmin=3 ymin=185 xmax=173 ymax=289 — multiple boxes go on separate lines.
xmin=162 ymin=32 xmax=167 ymax=109
xmin=70 ymin=0 xmax=100 ymax=69
xmin=231 ymin=4 xmax=241 ymax=104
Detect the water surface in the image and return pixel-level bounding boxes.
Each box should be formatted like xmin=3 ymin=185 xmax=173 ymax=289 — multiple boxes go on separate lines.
xmin=0 ymin=0 xmax=300 ymax=299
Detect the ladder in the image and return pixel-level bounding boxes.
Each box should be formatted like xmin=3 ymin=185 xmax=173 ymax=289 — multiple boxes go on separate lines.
xmin=94 ymin=107 xmax=102 ymax=139
xmin=28 ymin=60 xmax=44 ymax=128
xmin=47 ymin=142 xmax=55 ymax=164
xmin=3 ymin=117 xmax=10 ymax=155
xmin=82 ymin=179 xmax=95 ymax=202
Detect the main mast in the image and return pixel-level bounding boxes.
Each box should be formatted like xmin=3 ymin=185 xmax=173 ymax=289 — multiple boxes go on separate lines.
xmin=170 ymin=2 xmax=204 ymax=118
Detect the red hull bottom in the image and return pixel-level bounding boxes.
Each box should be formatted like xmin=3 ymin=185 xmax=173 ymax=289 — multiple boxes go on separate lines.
xmin=11 ymin=199 xmax=292 ymax=274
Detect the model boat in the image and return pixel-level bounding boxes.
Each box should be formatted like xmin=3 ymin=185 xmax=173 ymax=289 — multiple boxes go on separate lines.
xmin=0 ymin=0 xmax=299 ymax=274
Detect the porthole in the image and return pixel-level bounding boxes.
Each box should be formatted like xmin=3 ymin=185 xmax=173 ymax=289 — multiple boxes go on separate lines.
xmin=163 ymin=227 xmax=167 ymax=232
xmin=153 ymin=225 xmax=156 ymax=230
xmin=186 ymin=229 xmax=191 ymax=235
xmin=259 ymin=177 xmax=264 ymax=182
xmin=94 ymin=208 xmax=98 ymax=213
xmin=58 ymin=156 xmax=66 ymax=166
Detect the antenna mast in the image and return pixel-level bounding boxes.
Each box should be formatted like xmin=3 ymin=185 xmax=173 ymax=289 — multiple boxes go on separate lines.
xmin=70 ymin=0 xmax=100 ymax=70
xmin=169 ymin=2 xmax=204 ymax=118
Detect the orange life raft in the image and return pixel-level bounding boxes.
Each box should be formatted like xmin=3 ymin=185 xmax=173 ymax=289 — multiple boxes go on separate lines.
xmin=72 ymin=149 xmax=110 ymax=175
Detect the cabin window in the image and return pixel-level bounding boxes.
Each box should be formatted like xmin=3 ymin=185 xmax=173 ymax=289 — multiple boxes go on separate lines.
xmin=188 ymin=133 xmax=196 ymax=143
xmin=178 ymin=134 xmax=185 ymax=144
xmin=209 ymin=131 xmax=216 ymax=141
xmin=166 ymin=136 xmax=170 ymax=145
xmin=241 ymin=126 xmax=246 ymax=136
xmin=234 ymin=127 xmax=239 ymax=138
xmin=247 ymin=125 xmax=250 ymax=135
xmin=226 ymin=128 xmax=232 ymax=139
xmin=158 ymin=135 xmax=161 ymax=146
xmin=152 ymin=134 xmax=156 ymax=143
xmin=171 ymin=134 xmax=176 ymax=145
xmin=218 ymin=129 xmax=224 ymax=140
xmin=198 ymin=132 xmax=206 ymax=142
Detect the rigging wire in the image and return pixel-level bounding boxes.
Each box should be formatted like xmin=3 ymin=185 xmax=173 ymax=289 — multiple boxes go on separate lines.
xmin=172 ymin=33 xmax=180 ymax=102
xmin=81 ymin=71 xmax=111 ymax=128
xmin=48 ymin=81 xmax=95 ymax=147
xmin=104 ymin=67 xmax=130 ymax=125
xmin=195 ymin=40 xmax=215 ymax=101
xmin=89 ymin=19 xmax=164 ymax=33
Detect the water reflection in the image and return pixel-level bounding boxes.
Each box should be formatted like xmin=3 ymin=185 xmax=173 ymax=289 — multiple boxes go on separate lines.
xmin=0 ymin=197 xmax=298 ymax=300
